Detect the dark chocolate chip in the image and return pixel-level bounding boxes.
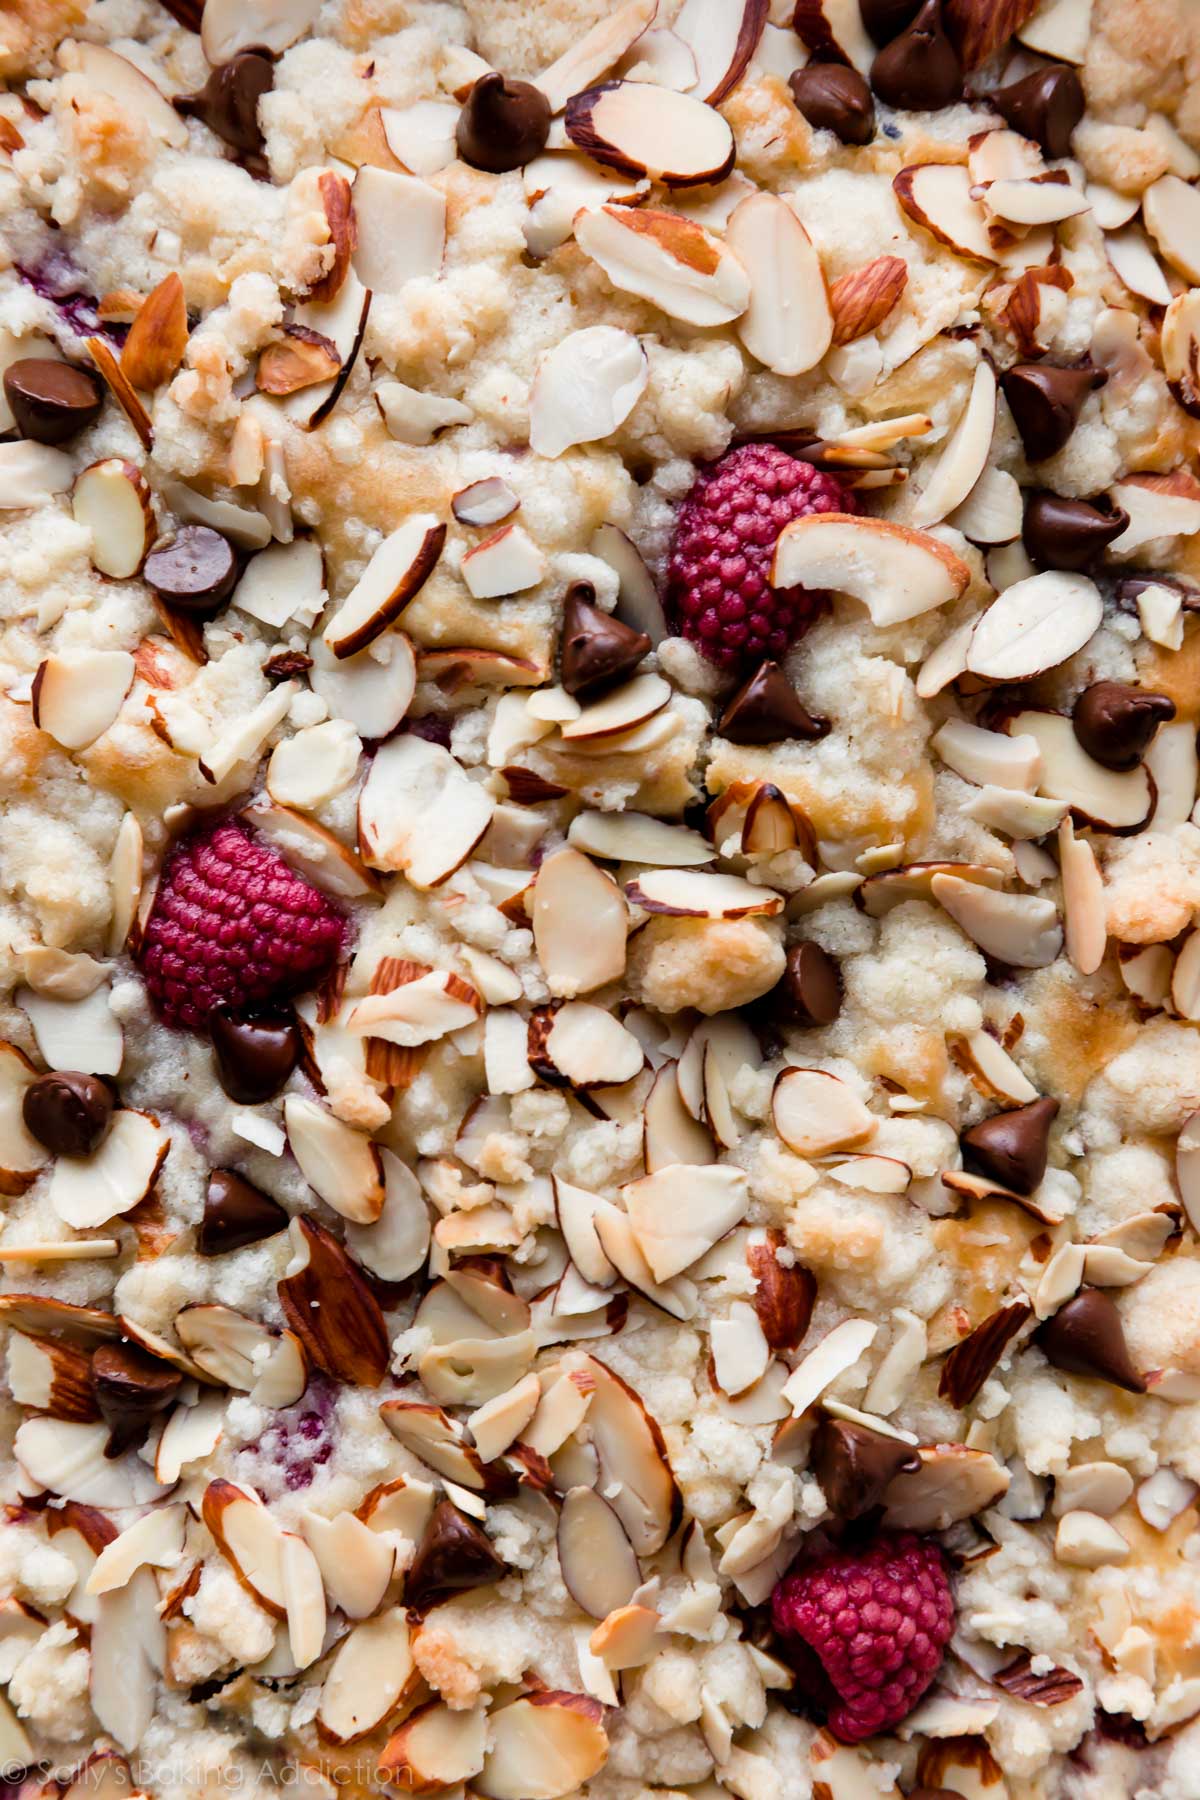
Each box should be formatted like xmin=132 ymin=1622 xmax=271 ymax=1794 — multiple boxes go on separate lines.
xmin=1022 ymin=491 xmax=1130 ymax=571
xmin=775 ymin=941 xmax=842 ymax=1028
xmin=857 ymin=0 xmax=923 ymax=43
xmin=990 ymin=66 xmax=1085 ymax=161
xmin=92 ymin=1341 xmax=182 ymax=1457
xmin=718 ymin=660 xmax=829 ymax=744
xmin=210 ymin=1007 xmax=300 ymax=1105
xmin=405 ymin=1499 xmax=507 ymax=1611
xmin=173 ymin=50 xmax=275 ymax=178
xmin=456 ymin=73 xmax=551 ymax=174
xmin=22 ymin=1072 xmax=114 ymax=1159
xmin=1072 ymin=681 xmax=1175 ymax=772
xmin=1034 ymin=1287 xmax=1146 ymax=1394
xmin=144 ymin=526 xmax=238 ymax=612
xmin=3 ymin=358 xmax=104 ymax=446
xmin=788 ymin=64 xmax=875 ymax=145
xmin=158 ymin=0 xmax=203 ymax=27
xmin=559 ymin=581 xmax=651 ymax=698
xmin=870 ymin=0 xmax=962 ymax=111
xmin=1002 ymin=361 xmax=1106 ymax=463
xmin=960 ymin=1097 xmax=1059 ymax=1197
xmin=810 ymin=1414 xmax=919 ymax=1520
xmin=199 ymin=1169 xmax=289 ymax=1256
xmin=262 ymin=650 xmax=313 ymax=680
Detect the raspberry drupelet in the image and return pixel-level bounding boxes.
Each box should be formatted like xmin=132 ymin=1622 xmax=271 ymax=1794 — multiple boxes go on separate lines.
xmin=771 ymin=1532 xmax=955 ymax=1743
xmin=666 ymin=443 xmax=857 ymax=670
xmin=139 ymin=818 xmax=345 ymax=1032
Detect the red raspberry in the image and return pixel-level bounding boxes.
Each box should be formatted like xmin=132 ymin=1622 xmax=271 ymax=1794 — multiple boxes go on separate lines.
xmin=666 ymin=444 xmax=857 ymax=670
xmin=139 ymin=819 xmax=345 ymax=1032
xmin=771 ymin=1533 xmax=954 ymax=1743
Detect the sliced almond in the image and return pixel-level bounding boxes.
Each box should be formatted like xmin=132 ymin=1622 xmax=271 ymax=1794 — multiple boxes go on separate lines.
xmin=950 ymin=466 xmax=1023 ymax=546
xmin=985 ymin=176 xmax=1089 ymax=227
xmin=1059 ymin=817 xmax=1106 ymax=976
xmin=0 ymin=440 xmax=73 ymax=508
xmin=461 ymin=523 xmax=545 ymax=599
xmin=1016 ymin=0 xmax=1091 ymax=61
xmin=575 ymin=205 xmax=750 ymax=328
xmin=568 ymin=810 xmax=711 ymax=865
xmin=305 ymin=618 xmax=415 ymax=744
xmin=623 ymin=1163 xmax=749 ymax=1281
xmin=1106 ymin=223 xmax=1174 ymax=306
xmin=48 ymin=1110 xmax=166 ymax=1228
xmin=780 ymin=1317 xmax=877 ymax=1416
xmin=201 ymin=0 xmax=320 ymax=60
xmin=197 ymin=680 xmax=297 ymax=786
xmin=883 ymin=1442 xmax=1009 ymax=1530
xmin=725 ymin=191 xmax=832 ymax=376
xmin=7 ymin=1331 xmax=98 ymax=1422
xmin=565 ymin=81 xmax=734 ymax=186
xmin=278 ymin=1217 xmax=390 ymax=1386
xmin=772 ymin=1067 xmax=876 ymax=1157
xmin=559 ymin=670 xmax=670 ymax=740
xmin=966 ymin=571 xmax=1103 ymax=681
xmin=857 ymin=860 xmax=1001 ymax=918
xmin=523 ymin=152 xmax=650 ymax=257
xmin=626 ymin=868 xmax=782 ymax=918
xmin=1143 ymin=174 xmax=1200 ymax=284
xmin=379 ymin=1702 xmax=487 ymax=1793
xmin=452 ymin=476 xmax=520 ymax=527
xmin=359 ymin=733 xmax=493 ymax=887
xmin=590 ymin=522 xmax=668 ymax=645
xmin=344 ymin=969 xmax=481 ymax=1046
xmin=15 ymin=1417 xmax=167 ymax=1507
xmin=593 ymin=1205 xmax=696 ymax=1320
xmin=772 ymin=513 xmax=969 ymax=628
xmin=0 ymin=1042 xmax=47 ymax=1195
xmin=317 ymin=1606 xmax=415 ymax=1743
xmin=556 ymin=1485 xmax=642 ymax=1620
xmin=71 ymin=459 xmax=153 ymax=579
xmin=532 ymin=846 xmax=628 ymax=997
xmin=120 ymin=272 xmax=188 ymax=390
xmin=69 ymin=41 xmax=187 ymax=147
xmin=894 ymin=164 xmax=997 ymax=264
xmin=534 ymin=0 xmax=657 ymax=112
xmin=554 ymin=1177 xmax=619 ymax=1286
xmin=374 ymin=378 xmax=471 ymax=445
xmin=478 ymin=1693 xmax=608 ymax=1800
xmin=18 ymin=983 xmax=122 ymax=1077
xmin=300 ymin=1509 xmax=395 ymax=1619
xmin=932 ymin=718 xmax=1040 ymax=791
xmin=343 ymin=1148 xmax=430 ymax=1281
xmin=528 ymin=326 xmax=647 ymax=459
xmin=351 ymin=167 xmax=445 ymax=294
xmin=285 ymin=273 xmax=372 ymax=430
xmin=672 ymin=0 xmax=767 ymax=101
xmin=86 ymin=1505 xmax=186 ymax=1595
xmin=379 ymin=99 xmax=459 ymax=175
xmin=1110 ymin=472 xmax=1200 ymax=553
xmin=242 ymin=794 xmax=381 ymax=901
xmin=202 ymin=1479 xmax=287 ymax=1615
xmin=932 ymin=873 xmax=1063 ymax=967
xmin=913 ymin=363 xmax=996 ymax=528
xmin=1008 ymin=710 xmax=1154 ymax=832
xmin=379 ymin=1400 xmax=487 ymax=1490
xmin=529 ymin=1001 xmax=644 ymax=1088
xmin=566 ymin=1351 xmax=678 ymax=1552
xmin=257 ymin=328 xmax=341 ymax=396
xmin=323 ymin=516 xmax=444 ymax=658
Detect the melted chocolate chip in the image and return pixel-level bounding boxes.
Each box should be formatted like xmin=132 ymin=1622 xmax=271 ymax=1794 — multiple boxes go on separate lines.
xmin=144 ymin=525 xmax=238 ymax=612
xmin=1034 ymin=1287 xmax=1146 ymax=1394
xmin=870 ymin=0 xmax=962 ymax=111
xmin=1002 ymin=362 xmax=1106 ymax=463
xmin=810 ymin=1415 xmax=919 ymax=1519
xmin=22 ymin=1072 xmax=114 ymax=1158
xmin=199 ymin=1169 xmax=289 ymax=1256
xmin=210 ymin=1007 xmax=300 ymax=1104
xmin=559 ymin=581 xmax=651 ymax=698
xmin=990 ymin=66 xmax=1085 ymax=160
xmin=92 ymin=1342 xmax=182 ymax=1457
xmin=174 ymin=50 xmax=275 ymax=178
xmin=857 ymin=0 xmax=923 ymax=43
xmin=960 ymin=1097 xmax=1059 ymax=1197
xmin=4 ymin=358 xmax=104 ymax=445
xmin=406 ymin=1499 xmax=507 ymax=1611
xmin=788 ymin=64 xmax=875 ymax=145
xmin=718 ymin=660 xmax=829 ymax=744
xmin=456 ymin=73 xmax=551 ymax=174
xmin=774 ymin=942 xmax=842 ymax=1028
xmin=1022 ymin=491 xmax=1130 ymax=571
xmin=1072 ymin=681 xmax=1175 ymax=771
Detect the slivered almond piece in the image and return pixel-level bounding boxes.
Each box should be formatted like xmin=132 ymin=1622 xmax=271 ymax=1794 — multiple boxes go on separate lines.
xmin=772 ymin=1068 xmax=875 ymax=1157
xmin=575 ymin=205 xmax=750 ymax=328
xmin=344 ymin=1148 xmax=430 ymax=1281
xmin=18 ymin=983 xmax=123 ymax=1076
xmin=894 ymin=165 xmax=997 ymax=263
xmin=932 ymin=718 xmax=1040 ymax=791
xmin=569 ymin=1352 xmax=679 ymax=1552
xmin=323 ymin=516 xmax=445 ymax=658
xmin=467 ymin=1369 xmax=540 ymax=1462
xmin=72 ymin=460 xmax=154 ymax=579
xmin=559 ymin=670 xmax=670 ymax=740
xmin=242 ymin=794 xmax=381 ymax=901
xmin=626 ymin=869 xmax=782 ymax=918
xmin=568 ymin=810 xmax=710 ymax=865
xmin=119 ymin=273 xmax=187 ymax=390
xmin=913 ymin=362 xmax=996 ymax=528
xmin=317 ymin=1607 xmax=416 ymax=1743
xmin=623 ymin=1163 xmax=749 ymax=1281
xmin=1110 ymin=472 xmax=1200 ymax=553
xmin=7 ymin=1332 xmax=98 ymax=1421
xmin=529 ymin=327 xmax=647 ymax=458
xmin=772 ymin=513 xmax=969 ymax=627
xmin=285 ymin=273 xmax=372 ymax=429
xmin=308 ymin=631 xmax=415 ymax=739
xmin=359 ymin=733 xmax=493 ymax=887
xmin=967 ymin=572 xmax=1103 ymax=681
xmin=309 ymin=171 xmax=356 ymax=304
xmin=793 ymin=0 xmax=873 ymax=69
xmin=780 ymin=1317 xmax=876 ymax=1416
xmin=534 ymin=0 xmax=657 ymax=112
xmin=932 ymin=874 xmax=1063 ymax=967
xmin=379 ymin=1400 xmax=488 ymax=1489
xmin=985 ymin=177 xmax=1089 ymax=226
xmin=0 ymin=440 xmax=73 ymax=508
xmin=565 ymin=81 xmax=734 ymax=186
xmin=1106 ymin=224 xmax=1173 ymax=306
xmin=86 ymin=1505 xmax=186 ymax=1595
xmin=32 ymin=649 xmax=135 ymax=752
xmin=594 ymin=1206 xmax=696 ymax=1320
xmin=533 ymin=846 xmax=627 ymax=997
xmin=727 ymin=191 xmax=831 ymax=376
xmin=0 ymin=1042 xmax=47 ymax=1195
xmin=281 ymin=1532 xmax=326 ymax=1669
xmin=379 ymin=99 xmax=459 ymax=175
xmin=1016 ymin=0 xmax=1090 ymax=61
xmin=829 ymin=255 xmax=908 ymax=346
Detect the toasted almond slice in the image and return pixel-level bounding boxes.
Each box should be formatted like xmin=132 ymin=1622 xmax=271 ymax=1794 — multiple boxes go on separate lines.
xmin=567 ymin=1351 xmax=679 ymax=1552
xmin=523 ymin=152 xmax=650 ymax=257
xmin=48 ymin=1110 xmax=166 ymax=1229
xmin=467 ymin=1369 xmax=541 ymax=1462
xmin=711 ymin=1301 xmax=772 ymax=1397
xmin=626 ymin=868 xmax=783 ymax=918
xmin=176 ymin=1302 xmax=279 ymax=1389
xmin=575 ymin=205 xmax=750 ymax=328
xmin=1087 ymin=182 xmax=1139 ymax=231
xmin=317 ymin=1606 xmax=415 ymax=1744
xmin=342 ymin=1148 xmax=429 ymax=1282
xmin=529 ymin=326 xmax=647 ymax=458
xmin=18 ymin=983 xmax=123 ymax=1077
xmin=726 ymin=191 xmax=832 ymax=376
xmin=772 ymin=1067 xmax=876 ymax=1157
xmin=69 ymin=41 xmax=187 ymax=147
xmin=772 ymin=513 xmax=969 ymax=628
xmin=673 ymin=0 xmax=768 ymax=101
xmin=351 ymin=167 xmax=445 ymax=294
xmin=0 ymin=440 xmax=74 ymax=509
xmin=625 ymin=26 xmax=699 ymax=88
xmin=380 ymin=1702 xmax=488 ymax=1793
xmin=1008 ymin=710 xmax=1154 ymax=832
xmin=554 ymin=1177 xmax=620 ymax=1286
xmin=931 ymin=873 xmax=1063 ymax=967
xmin=379 ymin=1400 xmax=487 ymax=1489
xmin=242 ymin=794 xmax=381 ymax=901
xmin=962 ymin=785 xmax=1068 ymax=838
xmin=284 ymin=274 xmax=371 ymax=429
xmin=622 ymin=1162 xmax=748 ymax=1282
xmin=374 ymin=378 xmax=471 ymax=444
xmin=86 ymin=1505 xmax=186 ymax=1596
xmin=32 ymin=648 xmax=136 ymax=752
xmin=7 ymin=1331 xmax=98 ymax=1421
xmin=267 ymin=719 xmax=361 ymax=812
xmin=913 ymin=363 xmax=996 ymax=528
xmin=568 ymin=811 xmax=709 ymax=866
xmin=0 ymin=1294 xmax=120 ymax=1345
xmin=478 ymin=1693 xmax=608 ymax=1800
xmin=201 ymin=1479 xmax=287 ymax=1614
xmin=359 ymin=733 xmax=493 ymax=886
xmin=15 ymin=1417 xmax=167 ymax=1507
xmin=966 ymin=571 xmax=1103 ymax=681
xmin=565 ymin=80 xmax=734 ymax=185
xmin=857 ymin=860 xmax=1003 ymax=919
xmin=1143 ymin=174 xmax=1200 ymax=283
xmin=534 ymin=0 xmax=658 ymax=111
xmin=532 ymin=846 xmax=627 ymax=998
xmin=344 ymin=969 xmax=482 ymax=1046
xmin=323 ymin=516 xmax=444 ymax=658
xmin=279 ymin=1217 xmax=390 ymax=1387
xmin=894 ymin=164 xmax=997 ymax=263
xmin=283 ymin=1096 xmax=385 ymax=1224
xmin=0 ymin=1042 xmax=47 ymax=1195
xmin=201 ymin=0 xmax=320 ymax=59
xmin=1106 ymin=225 xmax=1173 ymax=306
xmin=301 ymin=1509 xmax=395 ymax=1619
